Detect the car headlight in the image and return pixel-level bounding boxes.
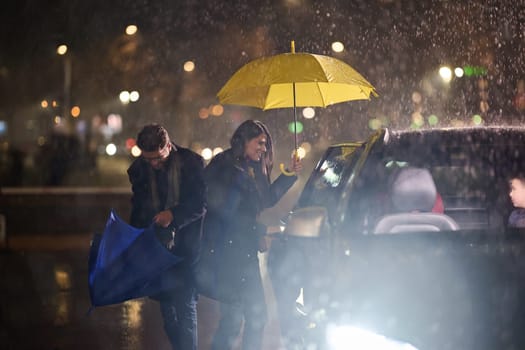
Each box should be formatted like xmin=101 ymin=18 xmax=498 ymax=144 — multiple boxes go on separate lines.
xmin=326 ymin=324 xmax=419 ymax=350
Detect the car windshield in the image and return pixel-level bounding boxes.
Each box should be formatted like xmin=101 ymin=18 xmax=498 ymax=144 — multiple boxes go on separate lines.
xmin=340 ymin=128 xmax=525 ymax=234
xmin=297 ymin=143 xmax=363 ymax=220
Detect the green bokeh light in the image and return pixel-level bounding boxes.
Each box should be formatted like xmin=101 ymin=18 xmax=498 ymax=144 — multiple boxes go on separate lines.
xmin=472 ymin=114 xmax=483 ymax=125
xmin=368 ymin=118 xmax=382 ymax=130
xmin=288 ymin=121 xmax=304 ymax=134
xmin=428 ymin=114 xmax=439 ymax=126
xmin=463 ymin=65 xmax=487 ymax=77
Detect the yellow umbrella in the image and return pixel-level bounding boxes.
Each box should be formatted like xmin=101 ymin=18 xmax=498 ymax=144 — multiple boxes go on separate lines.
xmin=217 ymin=41 xmax=377 ymax=173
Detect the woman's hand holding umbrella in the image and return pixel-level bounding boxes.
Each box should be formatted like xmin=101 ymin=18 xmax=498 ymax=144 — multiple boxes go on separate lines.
xmin=280 ymin=150 xmax=304 ymax=176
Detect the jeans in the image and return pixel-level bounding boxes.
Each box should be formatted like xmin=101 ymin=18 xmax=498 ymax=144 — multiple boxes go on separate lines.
xmin=158 ymin=283 xmax=198 ymax=350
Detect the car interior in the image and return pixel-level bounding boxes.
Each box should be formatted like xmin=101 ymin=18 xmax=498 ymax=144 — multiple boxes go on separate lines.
xmin=372 ymin=166 xmax=460 ymax=233
xmin=340 ymin=135 xmax=523 ymax=234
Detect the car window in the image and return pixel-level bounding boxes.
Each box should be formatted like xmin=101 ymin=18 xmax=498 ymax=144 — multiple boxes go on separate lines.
xmin=297 ymin=144 xmax=364 ymax=221
xmin=343 ymin=130 xmax=525 ymax=235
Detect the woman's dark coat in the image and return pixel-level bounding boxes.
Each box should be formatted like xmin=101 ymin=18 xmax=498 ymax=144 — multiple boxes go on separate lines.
xmin=198 ymin=149 xmax=296 ymax=302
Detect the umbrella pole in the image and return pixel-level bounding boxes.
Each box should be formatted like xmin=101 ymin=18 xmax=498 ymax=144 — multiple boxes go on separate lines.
xmin=293 ymin=82 xmax=298 ymax=151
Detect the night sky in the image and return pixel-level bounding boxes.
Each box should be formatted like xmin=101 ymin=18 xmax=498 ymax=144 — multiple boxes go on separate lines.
xmin=1 ymin=0 xmax=524 ymax=142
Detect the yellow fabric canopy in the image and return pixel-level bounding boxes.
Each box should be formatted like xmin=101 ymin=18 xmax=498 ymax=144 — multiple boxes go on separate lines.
xmin=217 ymin=52 xmax=377 ymax=110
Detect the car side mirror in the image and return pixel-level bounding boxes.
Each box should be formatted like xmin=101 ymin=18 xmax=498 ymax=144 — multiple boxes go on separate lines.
xmin=284 ymin=206 xmax=329 ymax=238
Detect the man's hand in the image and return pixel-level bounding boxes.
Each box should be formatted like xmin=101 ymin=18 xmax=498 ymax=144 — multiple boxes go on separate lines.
xmin=154 ymin=209 xmax=174 ymax=228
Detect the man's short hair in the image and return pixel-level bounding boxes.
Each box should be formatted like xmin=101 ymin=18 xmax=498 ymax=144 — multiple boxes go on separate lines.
xmin=136 ymin=124 xmax=170 ymax=152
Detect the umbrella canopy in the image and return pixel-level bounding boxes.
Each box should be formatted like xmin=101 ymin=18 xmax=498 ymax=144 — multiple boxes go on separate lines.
xmin=217 ymin=41 xmax=377 ymax=165
xmin=88 ymin=210 xmax=183 ymax=307
xmin=217 ymin=51 xmax=377 ymax=110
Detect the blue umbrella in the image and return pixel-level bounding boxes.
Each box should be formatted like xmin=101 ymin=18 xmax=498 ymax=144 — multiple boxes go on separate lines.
xmin=88 ymin=210 xmax=183 ymax=307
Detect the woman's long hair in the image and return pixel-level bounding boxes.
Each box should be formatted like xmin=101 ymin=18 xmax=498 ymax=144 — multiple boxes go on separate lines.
xmin=230 ymin=120 xmax=274 ymax=179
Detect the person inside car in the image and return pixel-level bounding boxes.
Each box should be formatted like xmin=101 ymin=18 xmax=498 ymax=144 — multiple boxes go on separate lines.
xmin=508 ymin=174 xmax=525 ymax=228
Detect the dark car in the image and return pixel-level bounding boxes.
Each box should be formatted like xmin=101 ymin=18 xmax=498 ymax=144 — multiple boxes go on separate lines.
xmin=268 ymin=127 xmax=525 ymax=350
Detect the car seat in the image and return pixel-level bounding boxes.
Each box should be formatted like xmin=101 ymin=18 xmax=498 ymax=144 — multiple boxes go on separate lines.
xmin=373 ymin=167 xmax=459 ymax=233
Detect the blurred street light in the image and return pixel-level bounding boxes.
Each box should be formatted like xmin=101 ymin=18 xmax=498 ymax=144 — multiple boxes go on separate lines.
xmin=302 ymin=107 xmax=315 ymax=119
xmin=331 ymin=41 xmax=344 ymax=53
xmin=212 ymin=147 xmax=223 ymax=156
xmin=201 ymin=147 xmax=212 ymax=160
xmin=57 ymin=44 xmax=72 ymax=124
xmin=120 ymin=90 xmax=140 ymax=103
xmin=129 ymin=90 xmax=140 ymax=102
xmin=125 ymin=25 xmax=138 ymax=35
xmin=454 ymin=67 xmax=464 ymax=78
xmin=56 ymin=44 xmax=68 ymax=55
xmin=106 ymin=143 xmax=117 ymax=156
xmin=184 ymin=61 xmax=195 ymax=72
xmin=131 ymin=145 xmax=141 ymax=157
xmin=70 ymin=106 xmax=80 ymax=118
xmin=119 ymin=90 xmax=131 ymax=104
xmin=439 ymin=66 xmax=452 ymax=83
xmin=210 ymin=104 xmax=223 ymax=116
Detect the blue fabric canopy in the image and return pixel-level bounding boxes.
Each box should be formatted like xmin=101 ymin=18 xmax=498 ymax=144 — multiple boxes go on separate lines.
xmin=88 ymin=210 xmax=183 ymax=307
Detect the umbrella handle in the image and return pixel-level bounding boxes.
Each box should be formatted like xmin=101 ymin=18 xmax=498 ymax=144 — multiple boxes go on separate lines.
xmin=279 ymin=163 xmax=296 ymax=176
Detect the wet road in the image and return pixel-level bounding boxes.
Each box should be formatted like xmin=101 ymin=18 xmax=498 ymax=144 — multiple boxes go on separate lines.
xmin=0 ymin=234 xmax=283 ymax=350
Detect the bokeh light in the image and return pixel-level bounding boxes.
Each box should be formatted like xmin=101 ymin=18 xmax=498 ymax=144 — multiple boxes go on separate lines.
xmin=56 ymin=44 xmax=68 ymax=55
xmin=199 ymin=108 xmax=209 ymax=119
xmin=211 ymin=104 xmax=224 ymax=116
xmin=428 ymin=114 xmax=439 ymax=126
xmin=296 ymin=146 xmax=306 ymax=159
xmin=300 ymin=142 xmax=312 ymax=154
xmin=411 ymin=91 xmax=422 ymax=104
xmin=454 ymin=67 xmax=464 ymax=78
xmin=439 ymin=66 xmax=452 ymax=83
xmin=184 ymin=61 xmax=195 ymax=72
xmin=288 ymin=121 xmax=304 ymax=134
xmin=411 ymin=112 xmax=424 ymax=128
xmin=107 ymin=114 xmax=122 ymax=133
xmin=125 ymin=138 xmax=136 ymax=149
xmin=131 ymin=145 xmax=142 ymax=157
xmin=125 ymin=25 xmax=138 ymax=35
xmin=368 ymin=118 xmax=382 ymax=130
xmin=105 ymin=143 xmax=117 ymax=156
xmin=129 ymin=91 xmax=140 ymax=102
xmin=331 ymin=41 xmax=344 ymax=53
xmin=302 ymin=107 xmax=315 ymax=119
xmin=70 ymin=106 xmax=80 ymax=118
xmin=119 ymin=90 xmax=130 ymax=104
xmin=472 ymin=114 xmax=483 ymax=125
xmin=213 ymin=147 xmax=224 ymax=156
xmin=41 ymin=100 xmax=48 ymax=108
xmin=201 ymin=147 xmax=213 ymax=160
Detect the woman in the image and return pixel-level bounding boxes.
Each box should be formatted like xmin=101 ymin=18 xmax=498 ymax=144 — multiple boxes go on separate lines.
xmin=203 ymin=120 xmax=302 ymax=350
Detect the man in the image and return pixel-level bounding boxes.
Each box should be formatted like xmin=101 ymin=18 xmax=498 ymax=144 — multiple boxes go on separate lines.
xmin=127 ymin=124 xmax=206 ymax=349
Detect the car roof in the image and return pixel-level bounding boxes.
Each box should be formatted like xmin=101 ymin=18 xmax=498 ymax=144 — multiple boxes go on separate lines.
xmin=385 ymin=126 xmax=525 ymax=146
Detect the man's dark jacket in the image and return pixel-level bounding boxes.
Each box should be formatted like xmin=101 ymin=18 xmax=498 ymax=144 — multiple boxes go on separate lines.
xmin=127 ymin=144 xmax=206 ymax=272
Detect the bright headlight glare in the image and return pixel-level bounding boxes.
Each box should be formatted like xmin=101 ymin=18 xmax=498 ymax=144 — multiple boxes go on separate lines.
xmin=326 ymin=325 xmax=418 ymax=350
